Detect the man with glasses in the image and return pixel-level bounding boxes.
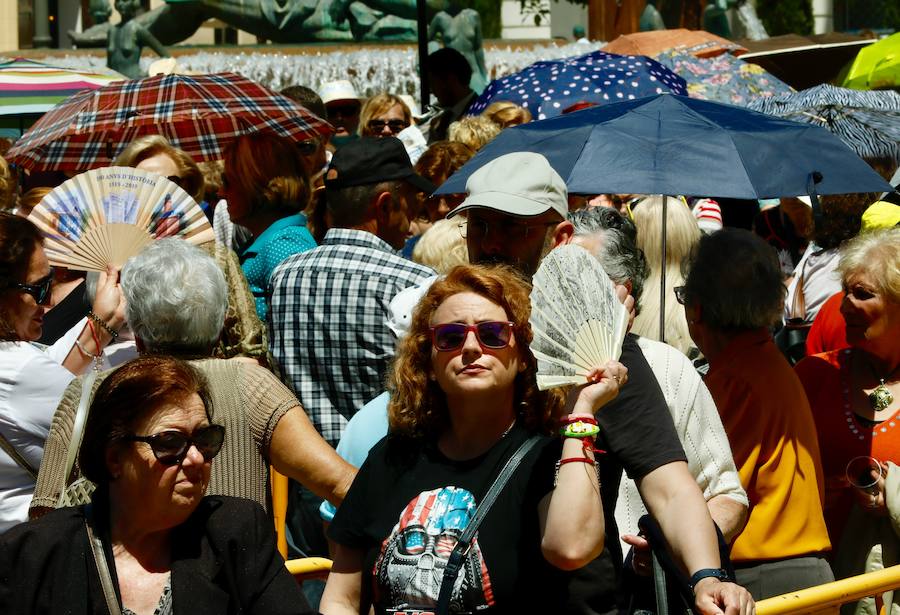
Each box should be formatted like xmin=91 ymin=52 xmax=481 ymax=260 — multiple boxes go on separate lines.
xmin=319 ymin=80 xmax=362 ymax=148
xmin=445 ymin=152 xmax=754 ymax=615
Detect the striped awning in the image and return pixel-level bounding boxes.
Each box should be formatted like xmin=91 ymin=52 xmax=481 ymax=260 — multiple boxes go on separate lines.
xmin=0 ymin=57 xmax=122 ymax=116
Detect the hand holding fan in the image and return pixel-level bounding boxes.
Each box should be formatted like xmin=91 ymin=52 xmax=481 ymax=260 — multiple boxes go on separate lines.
xmin=28 ymin=167 xmax=214 ymax=271
xmin=529 ymin=244 xmax=629 ymax=390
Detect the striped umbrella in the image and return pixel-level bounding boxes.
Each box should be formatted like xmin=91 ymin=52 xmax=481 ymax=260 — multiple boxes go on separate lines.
xmin=7 ymin=72 xmax=332 ymax=172
xmin=0 ymin=57 xmax=121 ymax=116
xmin=748 ymin=84 xmax=900 ymax=162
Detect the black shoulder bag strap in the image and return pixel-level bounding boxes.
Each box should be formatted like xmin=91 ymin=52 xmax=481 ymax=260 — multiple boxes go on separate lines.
xmin=435 ymin=434 xmax=542 ymax=615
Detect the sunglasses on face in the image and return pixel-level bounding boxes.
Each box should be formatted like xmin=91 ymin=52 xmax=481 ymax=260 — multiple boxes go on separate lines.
xmin=430 ymin=321 xmax=515 ymax=352
xmin=297 ymin=138 xmax=321 ymax=156
xmin=328 ymin=104 xmax=360 ymax=118
xmin=125 ymin=424 xmax=225 ymax=466
xmin=8 ymin=268 xmax=54 ymax=305
xmin=165 ymin=175 xmax=184 ymax=188
xmin=368 ymin=119 xmax=408 ymax=134
xmin=674 ymin=286 xmax=687 ymax=305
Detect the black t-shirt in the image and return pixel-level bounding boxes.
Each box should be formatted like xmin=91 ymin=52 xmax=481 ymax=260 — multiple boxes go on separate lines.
xmin=330 ymin=334 xmax=685 ymax=615
xmin=329 ymin=423 xmax=563 ymax=614
xmin=563 ymin=333 xmax=686 ymax=615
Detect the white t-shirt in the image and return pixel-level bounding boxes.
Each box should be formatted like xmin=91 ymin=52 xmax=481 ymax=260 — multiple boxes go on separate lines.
xmin=0 ymin=341 xmax=75 ymax=533
xmin=615 ymin=336 xmax=747 ymax=556
xmin=784 ymin=244 xmax=842 ymax=324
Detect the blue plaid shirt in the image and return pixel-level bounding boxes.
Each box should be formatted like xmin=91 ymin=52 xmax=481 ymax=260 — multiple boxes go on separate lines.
xmin=268 ymin=228 xmax=434 ymax=446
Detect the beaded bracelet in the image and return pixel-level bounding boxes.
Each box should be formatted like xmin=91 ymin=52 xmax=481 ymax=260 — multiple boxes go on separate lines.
xmin=88 ymin=310 xmax=118 ymax=340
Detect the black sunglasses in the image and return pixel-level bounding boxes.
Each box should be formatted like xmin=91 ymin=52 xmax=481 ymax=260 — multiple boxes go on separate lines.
xmin=368 ymin=119 xmax=408 ymax=134
xmin=125 ymin=424 xmax=225 ymax=466
xmin=430 ymin=321 xmax=515 ymax=352
xmin=328 ymin=103 xmax=360 ymax=118
xmin=8 ymin=268 xmax=54 ymax=305
xmin=674 ymin=286 xmax=687 ymax=305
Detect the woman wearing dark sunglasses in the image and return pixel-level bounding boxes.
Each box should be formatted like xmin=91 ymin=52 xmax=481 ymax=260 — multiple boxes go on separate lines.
xmin=358 ymin=93 xmax=412 ymax=138
xmin=0 ymin=356 xmax=312 ymax=614
xmin=322 ymin=264 xmax=628 ymax=615
xmin=0 ymin=213 xmax=124 ymax=533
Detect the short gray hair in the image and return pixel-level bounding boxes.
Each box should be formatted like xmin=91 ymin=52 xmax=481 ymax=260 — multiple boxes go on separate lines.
xmin=568 ymin=207 xmax=649 ymax=314
xmin=121 ymin=239 xmax=227 ymax=352
xmin=682 ymin=228 xmax=785 ymax=330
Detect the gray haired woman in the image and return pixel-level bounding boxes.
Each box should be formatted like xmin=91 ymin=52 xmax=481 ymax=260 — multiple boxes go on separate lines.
xmin=31 ymin=238 xmax=354 ymax=518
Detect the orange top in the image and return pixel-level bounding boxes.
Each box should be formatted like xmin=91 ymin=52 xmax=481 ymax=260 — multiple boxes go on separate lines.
xmin=795 ymin=349 xmax=900 ymax=547
xmin=705 ymin=329 xmax=831 ymax=561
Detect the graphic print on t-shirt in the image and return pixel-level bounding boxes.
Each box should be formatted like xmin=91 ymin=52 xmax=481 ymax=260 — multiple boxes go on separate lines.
xmin=374 ymin=486 xmax=494 ymax=614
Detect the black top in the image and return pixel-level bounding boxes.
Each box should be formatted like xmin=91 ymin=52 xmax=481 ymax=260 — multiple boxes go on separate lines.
xmin=37 ymin=280 xmax=90 ymax=346
xmin=330 ymin=422 xmax=562 ymax=615
xmin=0 ymin=495 xmax=311 ymax=615
xmin=562 ymin=333 xmax=687 ymax=615
xmin=331 ymin=334 xmax=686 ymax=615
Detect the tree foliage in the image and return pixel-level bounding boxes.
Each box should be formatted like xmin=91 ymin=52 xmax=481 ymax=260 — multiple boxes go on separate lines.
xmin=756 ymin=0 xmax=814 ymax=35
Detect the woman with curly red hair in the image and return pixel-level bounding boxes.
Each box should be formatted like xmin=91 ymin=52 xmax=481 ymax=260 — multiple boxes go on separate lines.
xmin=321 ymin=263 xmax=627 ymax=615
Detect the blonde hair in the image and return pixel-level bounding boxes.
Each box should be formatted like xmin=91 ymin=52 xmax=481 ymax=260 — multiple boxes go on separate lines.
xmin=114 ymin=135 xmax=204 ymax=203
xmin=447 ymin=116 xmax=501 ymax=151
xmin=482 ymin=101 xmax=532 ymax=129
xmin=15 ymin=187 xmax=52 ymax=218
xmin=630 ymin=195 xmax=701 ymax=355
xmin=838 ymin=227 xmax=900 ymax=305
xmin=0 ymin=156 xmax=14 ymax=211
xmin=222 ymin=133 xmax=311 ymax=219
xmin=412 ymin=219 xmax=468 ymax=274
xmin=359 ymin=93 xmax=412 ymax=137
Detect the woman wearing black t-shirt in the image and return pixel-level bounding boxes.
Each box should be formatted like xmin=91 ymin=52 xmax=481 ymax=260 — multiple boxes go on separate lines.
xmin=321 ymin=264 xmax=628 ymax=615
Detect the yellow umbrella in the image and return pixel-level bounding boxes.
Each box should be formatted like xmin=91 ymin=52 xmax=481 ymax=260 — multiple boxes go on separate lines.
xmin=843 ymin=32 xmax=900 ymax=90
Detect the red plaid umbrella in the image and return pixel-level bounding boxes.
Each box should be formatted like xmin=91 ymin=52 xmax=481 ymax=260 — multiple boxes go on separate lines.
xmin=7 ymin=72 xmax=332 ymax=171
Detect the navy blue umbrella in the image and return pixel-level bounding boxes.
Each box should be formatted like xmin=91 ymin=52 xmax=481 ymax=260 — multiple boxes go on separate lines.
xmin=439 ymin=93 xmax=892 ymax=342
xmin=441 ymin=93 xmax=892 ymax=199
xmin=467 ymin=50 xmax=687 ymax=121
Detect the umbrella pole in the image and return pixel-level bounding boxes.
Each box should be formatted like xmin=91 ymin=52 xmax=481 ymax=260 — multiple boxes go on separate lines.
xmin=417 ymin=0 xmax=430 ymax=112
xmin=660 ymin=194 xmax=667 ymax=344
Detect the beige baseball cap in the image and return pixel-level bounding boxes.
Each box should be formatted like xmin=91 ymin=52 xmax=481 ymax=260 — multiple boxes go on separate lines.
xmin=447 ymin=152 xmax=568 ymax=219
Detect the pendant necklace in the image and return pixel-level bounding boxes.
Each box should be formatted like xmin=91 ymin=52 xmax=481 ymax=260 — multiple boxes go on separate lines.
xmin=870 ymin=379 xmax=894 ymax=412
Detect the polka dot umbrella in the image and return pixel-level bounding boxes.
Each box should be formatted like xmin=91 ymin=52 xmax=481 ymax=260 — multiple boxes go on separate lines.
xmin=468 ymin=50 xmax=687 ymax=120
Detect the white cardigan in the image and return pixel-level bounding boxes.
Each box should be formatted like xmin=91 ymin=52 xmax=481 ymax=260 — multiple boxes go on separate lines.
xmin=614 ymin=336 xmax=747 ymax=556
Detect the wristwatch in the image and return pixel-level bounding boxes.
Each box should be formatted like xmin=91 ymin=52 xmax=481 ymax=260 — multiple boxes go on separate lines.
xmin=689 ymin=568 xmax=732 ymax=592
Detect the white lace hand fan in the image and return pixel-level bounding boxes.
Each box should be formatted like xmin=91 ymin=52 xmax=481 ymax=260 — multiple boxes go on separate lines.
xmin=529 ymin=244 xmax=629 ymax=390
xmin=28 ymin=167 xmax=214 ymax=271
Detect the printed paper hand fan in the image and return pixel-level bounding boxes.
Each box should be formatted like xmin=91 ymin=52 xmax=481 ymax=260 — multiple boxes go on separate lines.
xmin=529 ymin=244 xmax=629 ymax=390
xmin=28 ymin=167 xmax=214 ymax=271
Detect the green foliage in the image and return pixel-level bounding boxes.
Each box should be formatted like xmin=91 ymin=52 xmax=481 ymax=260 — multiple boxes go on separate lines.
xmin=833 ymin=0 xmax=900 ymax=31
xmin=458 ymin=0 xmax=501 ymax=37
xmin=756 ymin=0 xmax=814 ymax=35
xmin=518 ymin=0 xmax=587 ymax=27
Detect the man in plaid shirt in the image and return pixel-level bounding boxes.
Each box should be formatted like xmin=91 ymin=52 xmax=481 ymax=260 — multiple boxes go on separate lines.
xmin=269 ymin=137 xmax=436 ymax=449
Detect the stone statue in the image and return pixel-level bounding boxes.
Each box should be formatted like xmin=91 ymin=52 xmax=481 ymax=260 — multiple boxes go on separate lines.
xmin=428 ymin=2 xmax=488 ymax=94
xmin=72 ymin=0 xmax=446 ymax=47
xmin=107 ymin=0 xmax=170 ymax=79
xmin=639 ymin=0 xmax=666 ymax=31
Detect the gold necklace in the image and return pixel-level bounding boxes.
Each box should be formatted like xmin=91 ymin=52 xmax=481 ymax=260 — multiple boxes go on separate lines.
xmin=870 ymin=379 xmax=894 ymax=412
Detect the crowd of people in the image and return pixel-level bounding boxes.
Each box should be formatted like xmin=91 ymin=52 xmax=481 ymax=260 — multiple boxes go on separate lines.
xmin=0 ymin=44 xmax=898 ymax=615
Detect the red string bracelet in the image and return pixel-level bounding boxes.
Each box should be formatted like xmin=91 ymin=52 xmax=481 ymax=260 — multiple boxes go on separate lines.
xmin=554 ymin=456 xmax=600 ymax=487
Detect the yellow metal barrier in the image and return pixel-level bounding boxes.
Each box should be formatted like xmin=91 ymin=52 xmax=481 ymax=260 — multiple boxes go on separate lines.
xmin=286 ymin=557 xmax=333 ymax=583
xmin=757 ymin=565 xmax=900 ymax=615
xmin=270 ymin=466 xmax=289 ymax=559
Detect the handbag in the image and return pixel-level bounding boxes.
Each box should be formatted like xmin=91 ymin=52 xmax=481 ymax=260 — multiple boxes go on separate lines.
xmin=775 ymin=254 xmax=812 ymax=366
xmin=434 ymin=434 xmax=542 ymax=615
xmin=84 ymin=504 xmax=124 ymax=615
xmin=57 ymin=371 xmax=99 ymax=507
